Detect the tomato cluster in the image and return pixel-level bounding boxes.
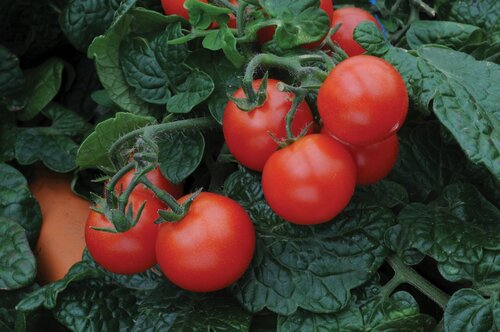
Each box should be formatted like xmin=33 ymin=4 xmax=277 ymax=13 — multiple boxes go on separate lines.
xmin=224 ymin=56 xmax=407 ymax=225
xmin=86 ymin=168 xmax=255 ymax=292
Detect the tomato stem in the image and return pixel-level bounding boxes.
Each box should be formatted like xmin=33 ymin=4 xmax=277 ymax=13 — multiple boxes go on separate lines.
xmin=236 ymin=2 xmax=248 ymax=36
xmin=141 ymin=177 xmax=184 ymax=215
xmin=386 ymin=255 xmax=450 ymax=310
xmin=105 ymin=163 xmax=135 ymax=207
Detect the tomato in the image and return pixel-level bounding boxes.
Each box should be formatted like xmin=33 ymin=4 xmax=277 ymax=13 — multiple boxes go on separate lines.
xmin=115 ymin=167 xmax=183 ymax=199
xmin=156 ymin=192 xmax=255 ymax=292
xmin=85 ymin=192 xmax=165 ymax=274
xmin=161 ymin=0 xmax=208 ymax=21
xmin=223 ymin=78 xmax=313 ymax=171
xmin=257 ymin=0 xmax=334 ymax=47
xmin=317 ymin=55 xmax=408 ymax=146
xmin=329 ymin=7 xmax=381 ymax=56
xmin=262 ymin=134 xmax=356 ymax=225
xmin=321 ymin=127 xmax=399 ymax=185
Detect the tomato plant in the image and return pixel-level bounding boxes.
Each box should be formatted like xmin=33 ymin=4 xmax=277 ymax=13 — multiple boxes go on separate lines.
xmin=223 ymin=78 xmax=313 ymax=171
xmin=161 ymin=0 xmax=208 ymax=21
xmin=85 ymin=192 xmax=165 ymax=275
xmin=156 ymin=192 xmax=255 ymax=292
xmin=329 ymin=7 xmax=382 ymax=56
xmin=114 ymin=166 xmax=183 ymax=199
xmin=262 ymin=134 xmax=356 ymax=225
xmin=318 ymin=55 xmax=408 ymax=146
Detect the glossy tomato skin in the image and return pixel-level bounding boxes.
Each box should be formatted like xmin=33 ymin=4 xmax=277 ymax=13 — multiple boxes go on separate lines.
xmin=330 ymin=7 xmax=381 ymax=56
xmin=321 ymin=127 xmax=399 ymax=185
xmin=161 ymin=0 xmax=208 ymax=20
xmin=156 ymin=192 xmax=255 ymax=292
xmin=262 ymin=134 xmax=356 ymax=225
xmin=317 ymin=55 xmax=408 ymax=146
xmin=85 ymin=192 xmax=165 ymax=274
xmin=223 ymin=78 xmax=313 ymax=171
xmin=115 ymin=167 xmax=183 ymax=199
xmin=257 ymin=0 xmax=334 ymax=46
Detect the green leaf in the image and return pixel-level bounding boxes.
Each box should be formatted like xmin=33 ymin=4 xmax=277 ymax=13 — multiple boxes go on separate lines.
xmin=0 ymin=285 xmax=40 ymax=332
xmin=0 ymin=163 xmax=41 ymax=246
xmin=354 ymin=181 xmax=409 ymax=209
xmin=166 ymin=70 xmax=214 ymax=113
xmin=133 ymin=287 xmax=252 ymax=331
xmin=278 ymin=291 xmax=435 ymax=331
xmin=0 ymin=45 xmax=25 ymax=110
xmin=157 ymin=131 xmax=205 ymax=184
xmin=14 ymin=103 xmax=91 ymax=172
xmin=225 ymin=168 xmax=394 ymax=315
xmin=188 ymin=50 xmax=241 ymax=123
xmin=356 ymin=22 xmax=500 ymax=178
xmin=388 ymin=123 xmax=464 ymax=202
xmin=406 ymin=20 xmax=482 ymax=51
xmin=0 ymin=218 xmax=36 ymax=290
xmin=260 ymin=0 xmax=330 ymax=49
xmin=448 ymin=0 xmax=500 ymax=31
xmin=53 ymin=283 xmax=138 ymax=331
xmin=444 ymin=289 xmax=500 ymax=332
xmin=88 ymin=15 xmax=160 ymax=117
xmin=76 ymin=112 xmax=155 ymax=171
xmin=184 ymin=0 xmax=232 ymax=30
xmin=60 ymin=0 xmax=121 ymax=51
xmin=0 ymin=109 xmax=18 ymax=162
xmin=386 ymin=183 xmax=500 ymax=287
xmin=202 ymin=26 xmax=246 ymax=68
xmin=16 ymin=58 xmax=65 ymax=121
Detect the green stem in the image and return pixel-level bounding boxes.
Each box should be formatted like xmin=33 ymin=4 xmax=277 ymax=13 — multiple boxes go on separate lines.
xmin=387 ymin=255 xmax=450 ymax=310
xmin=141 ymin=178 xmax=183 ymax=215
xmin=282 ymin=87 xmax=307 ymax=139
xmin=108 ymin=117 xmax=219 ymax=166
xmin=118 ymin=165 xmax=155 ymax=212
xmin=380 ymin=272 xmax=404 ymax=299
xmin=411 ymin=0 xmax=436 ymax=17
xmin=105 ymin=162 xmax=135 ymax=207
xmin=390 ymin=5 xmax=419 ymax=44
xmin=243 ymin=54 xmax=303 ymax=84
xmin=212 ymin=0 xmax=237 ymax=13
xmin=236 ymin=2 xmax=248 ymax=37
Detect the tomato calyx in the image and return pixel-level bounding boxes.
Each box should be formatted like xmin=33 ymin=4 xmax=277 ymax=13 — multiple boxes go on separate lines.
xmin=155 ymin=188 xmax=203 ymax=223
xmin=228 ymin=72 xmax=269 ymax=111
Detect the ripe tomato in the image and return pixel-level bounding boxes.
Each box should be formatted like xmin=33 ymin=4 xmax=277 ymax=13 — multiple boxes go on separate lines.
xmin=317 ymin=55 xmax=408 ymax=146
xmin=321 ymin=127 xmax=399 ymax=185
xmin=329 ymin=7 xmax=381 ymax=56
xmin=161 ymin=0 xmax=208 ymax=21
xmin=115 ymin=167 xmax=183 ymax=199
xmin=257 ymin=0 xmax=334 ymax=47
xmin=156 ymin=192 xmax=255 ymax=292
xmin=85 ymin=192 xmax=165 ymax=274
xmin=223 ymin=78 xmax=313 ymax=171
xmin=262 ymin=134 xmax=356 ymax=225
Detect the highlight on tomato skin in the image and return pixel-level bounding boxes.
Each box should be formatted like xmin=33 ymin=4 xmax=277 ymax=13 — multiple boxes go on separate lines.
xmin=223 ymin=78 xmax=314 ymax=172
xmin=155 ymin=192 xmax=256 ymax=292
xmin=85 ymin=192 xmax=166 ymax=275
xmin=262 ymin=134 xmax=357 ymax=225
xmin=321 ymin=127 xmax=399 ymax=185
xmin=317 ymin=55 xmax=408 ymax=146
xmin=329 ymin=7 xmax=382 ymax=56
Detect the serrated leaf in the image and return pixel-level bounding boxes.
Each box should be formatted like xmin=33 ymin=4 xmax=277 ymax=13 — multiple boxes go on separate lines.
xmin=225 ymin=168 xmax=394 ymax=315
xmin=278 ymin=291 xmax=435 ymax=332
xmin=157 ymin=131 xmax=205 ymax=183
xmin=444 ymin=289 xmax=500 ymax=332
xmin=14 ymin=103 xmax=91 ymax=172
xmin=448 ymin=0 xmax=500 ymax=31
xmin=0 ymin=218 xmax=36 ymax=290
xmin=385 ymin=183 xmax=500 ymax=287
xmin=17 ymin=58 xmax=65 ymax=121
xmin=166 ymin=70 xmax=214 ymax=113
xmin=0 ymin=45 xmax=25 ymax=110
xmin=60 ymin=0 xmax=121 ymax=51
xmin=76 ymin=112 xmax=155 ymax=171
xmin=356 ymin=22 xmax=500 ymax=178
xmin=0 ymin=163 xmax=41 ymax=246
xmin=88 ymin=15 xmax=160 ymax=117
xmin=53 ymin=283 xmax=138 ymax=331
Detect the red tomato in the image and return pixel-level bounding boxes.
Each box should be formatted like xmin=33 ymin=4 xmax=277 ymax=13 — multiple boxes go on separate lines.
xmin=329 ymin=7 xmax=381 ymax=56
xmin=161 ymin=0 xmax=208 ymax=21
xmin=257 ymin=0 xmax=334 ymax=47
xmin=321 ymin=127 xmax=399 ymax=185
xmin=115 ymin=167 xmax=183 ymax=199
xmin=223 ymin=78 xmax=313 ymax=171
xmin=262 ymin=134 xmax=356 ymax=225
xmin=156 ymin=192 xmax=255 ymax=292
xmin=317 ymin=55 xmax=408 ymax=146
xmin=85 ymin=192 xmax=165 ymax=274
